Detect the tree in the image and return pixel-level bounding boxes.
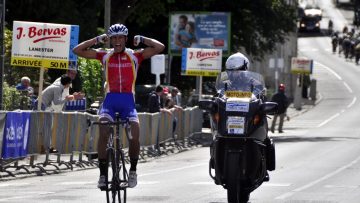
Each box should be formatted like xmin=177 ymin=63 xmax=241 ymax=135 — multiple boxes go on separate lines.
xmin=126 ymin=0 xmax=297 ymax=58
xmin=3 ymin=0 xmax=297 ymax=102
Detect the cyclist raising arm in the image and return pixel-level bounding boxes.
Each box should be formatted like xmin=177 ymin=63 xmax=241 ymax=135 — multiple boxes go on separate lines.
xmin=73 ymin=24 xmax=165 ymax=189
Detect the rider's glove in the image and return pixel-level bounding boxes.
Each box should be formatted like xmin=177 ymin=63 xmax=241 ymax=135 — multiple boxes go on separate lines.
xmin=133 ymin=35 xmax=144 ymax=46
xmin=96 ymin=34 xmax=108 ymax=45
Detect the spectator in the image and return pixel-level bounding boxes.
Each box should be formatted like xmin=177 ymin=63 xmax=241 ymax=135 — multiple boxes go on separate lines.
xmin=148 ymin=85 xmax=171 ymax=114
xmin=170 ymin=87 xmax=182 ymax=106
xmin=299 ymin=74 xmax=311 ymax=99
xmin=270 ymin=83 xmax=289 ymax=133
xmin=35 ymin=74 xmax=83 ymax=111
xmin=50 ymin=69 xmax=83 ymax=111
xmin=16 ymin=76 xmax=34 ymax=96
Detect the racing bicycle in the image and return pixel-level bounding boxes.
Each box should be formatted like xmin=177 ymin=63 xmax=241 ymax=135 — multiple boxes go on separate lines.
xmin=90 ymin=113 xmax=130 ymax=203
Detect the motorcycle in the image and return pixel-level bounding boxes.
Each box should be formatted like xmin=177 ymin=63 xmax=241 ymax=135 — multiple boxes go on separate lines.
xmin=199 ymin=71 xmax=278 ymax=203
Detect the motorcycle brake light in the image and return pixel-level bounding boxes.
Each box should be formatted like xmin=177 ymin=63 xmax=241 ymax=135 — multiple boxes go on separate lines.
xmin=253 ymin=114 xmax=261 ymax=125
xmin=213 ymin=113 xmax=219 ymax=123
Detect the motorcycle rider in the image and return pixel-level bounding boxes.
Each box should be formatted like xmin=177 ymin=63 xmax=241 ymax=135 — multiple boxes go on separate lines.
xmin=216 ymin=52 xmax=268 ymax=140
xmin=214 ymin=52 xmax=272 ymax=180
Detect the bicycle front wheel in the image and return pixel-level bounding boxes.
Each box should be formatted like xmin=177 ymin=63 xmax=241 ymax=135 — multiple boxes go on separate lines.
xmin=106 ymin=147 xmax=121 ymax=203
xmin=117 ymin=149 xmax=128 ymax=203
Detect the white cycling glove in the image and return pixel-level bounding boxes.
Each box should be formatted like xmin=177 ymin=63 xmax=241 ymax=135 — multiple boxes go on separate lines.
xmin=96 ymin=34 xmax=108 ymax=44
xmin=133 ymin=35 xmax=144 ymax=46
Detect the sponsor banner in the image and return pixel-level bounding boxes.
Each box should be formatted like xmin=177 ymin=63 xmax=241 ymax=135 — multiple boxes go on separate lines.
xmin=2 ymin=112 xmax=31 ymax=159
xmin=11 ymin=21 xmax=79 ymax=69
xmin=227 ymin=116 xmax=245 ymax=134
xmin=181 ymin=48 xmax=222 ymax=77
xmin=169 ymin=12 xmax=231 ymax=56
xmin=291 ymin=57 xmax=313 ymax=74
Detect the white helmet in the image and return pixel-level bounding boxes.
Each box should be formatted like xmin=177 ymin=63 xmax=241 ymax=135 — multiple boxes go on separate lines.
xmin=225 ymin=52 xmax=249 ymax=71
xmin=107 ymin=24 xmax=128 ymax=37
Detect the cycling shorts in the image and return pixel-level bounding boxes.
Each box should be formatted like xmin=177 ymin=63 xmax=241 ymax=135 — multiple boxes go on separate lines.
xmin=98 ymin=92 xmax=139 ymax=123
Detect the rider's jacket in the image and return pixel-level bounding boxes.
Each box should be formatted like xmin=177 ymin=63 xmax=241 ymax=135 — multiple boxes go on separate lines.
xmin=96 ymin=48 xmax=143 ymax=93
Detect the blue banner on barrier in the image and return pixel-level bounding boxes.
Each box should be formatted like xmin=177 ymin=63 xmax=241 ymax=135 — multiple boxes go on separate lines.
xmin=65 ymin=98 xmax=86 ymax=111
xmin=1 ymin=112 xmax=31 ymax=159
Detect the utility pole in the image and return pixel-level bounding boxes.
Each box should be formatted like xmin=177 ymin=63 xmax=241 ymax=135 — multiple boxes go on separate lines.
xmin=104 ymin=0 xmax=111 ymax=48
xmin=0 ymin=0 xmax=5 ymax=110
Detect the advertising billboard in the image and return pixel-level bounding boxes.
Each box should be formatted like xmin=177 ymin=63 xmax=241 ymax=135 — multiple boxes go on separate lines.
xmin=11 ymin=21 xmax=79 ymax=70
xmin=291 ymin=57 xmax=313 ymax=74
xmin=181 ymin=48 xmax=222 ymax=77
xmin=169 ymin=12 xmax=231 ymax=56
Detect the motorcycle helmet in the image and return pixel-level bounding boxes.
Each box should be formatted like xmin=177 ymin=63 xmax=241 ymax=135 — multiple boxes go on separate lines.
xmin=278 ymin=83 xmax=285 ymax=91
xmin=107 ymin=24 xmax=128 ymax=37
xmin=225 ymin=52 xmax=249 ymax=71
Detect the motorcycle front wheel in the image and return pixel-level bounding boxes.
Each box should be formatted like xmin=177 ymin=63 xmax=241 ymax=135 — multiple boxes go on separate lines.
xmin=226 ymin=152 xmax=250 ymax=203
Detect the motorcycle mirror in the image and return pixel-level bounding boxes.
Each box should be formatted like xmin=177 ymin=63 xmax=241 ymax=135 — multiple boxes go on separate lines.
xmin=261 ymin=102 xmax=278 ymax=115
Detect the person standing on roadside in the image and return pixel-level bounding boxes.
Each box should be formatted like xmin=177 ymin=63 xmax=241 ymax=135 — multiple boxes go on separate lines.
xmin=270 ymin=83 xmax=289 ymax=133
xmin=50 ymin=68 xmax=83 ymax=112
xmin=36 ymin=74 xmax=83 ymax=111
xmin=72 ymin=23 xmax=165 ymax=189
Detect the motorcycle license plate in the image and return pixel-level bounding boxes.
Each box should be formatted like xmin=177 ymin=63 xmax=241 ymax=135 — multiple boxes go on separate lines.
xmin=227 ymin=116 xmax=245 ymax=134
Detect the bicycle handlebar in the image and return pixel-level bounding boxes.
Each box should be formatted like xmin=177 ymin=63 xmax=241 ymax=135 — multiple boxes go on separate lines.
xmin=87 ymin=119 xmax=130 ymax=127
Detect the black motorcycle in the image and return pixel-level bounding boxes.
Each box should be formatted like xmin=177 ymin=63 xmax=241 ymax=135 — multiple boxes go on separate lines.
xmin=199 ymin=71 xmax=277 ymax=203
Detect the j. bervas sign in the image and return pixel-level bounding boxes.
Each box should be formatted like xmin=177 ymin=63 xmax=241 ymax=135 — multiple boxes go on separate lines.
xmin=11 ymin=21 xmax=79 ymax=69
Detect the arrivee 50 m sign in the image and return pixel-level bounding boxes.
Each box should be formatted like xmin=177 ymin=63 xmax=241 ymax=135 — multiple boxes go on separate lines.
xmin=11 ymin=21 xmax=79 ymax=69
xmin=181 ymin=48 xmax=222 ymax=77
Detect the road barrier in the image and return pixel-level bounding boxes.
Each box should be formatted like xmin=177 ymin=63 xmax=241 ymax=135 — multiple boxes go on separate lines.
xmin=0 ymin=107 xmax=202 ymax=177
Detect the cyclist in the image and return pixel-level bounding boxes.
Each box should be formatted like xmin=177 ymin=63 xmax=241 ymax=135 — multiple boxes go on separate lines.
xmin=73 ymin=23 xmax=165 ymax=188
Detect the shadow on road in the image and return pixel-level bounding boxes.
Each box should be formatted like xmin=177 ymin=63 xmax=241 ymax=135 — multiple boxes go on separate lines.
xmin=273 ymin=135 xmax=359 ymax=143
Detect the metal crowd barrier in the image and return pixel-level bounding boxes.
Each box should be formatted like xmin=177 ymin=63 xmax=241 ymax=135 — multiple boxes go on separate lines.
xmin=0 ymin=107 xmax=203 ymax=177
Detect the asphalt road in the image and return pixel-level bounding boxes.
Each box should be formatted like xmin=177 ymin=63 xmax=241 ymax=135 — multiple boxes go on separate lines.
xmin=2 ymin=1 xmax=360 ymax=203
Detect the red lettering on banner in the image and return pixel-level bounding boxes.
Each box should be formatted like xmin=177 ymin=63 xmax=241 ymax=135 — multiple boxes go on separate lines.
xmin=195 ymin=51 xmax=220 ymax=61
xmin=16 ymin=25 xmax=67 ymax=43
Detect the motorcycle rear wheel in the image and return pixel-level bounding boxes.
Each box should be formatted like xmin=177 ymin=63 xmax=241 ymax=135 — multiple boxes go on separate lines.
xmin=226 ymin=153 xmax=250 ymax=203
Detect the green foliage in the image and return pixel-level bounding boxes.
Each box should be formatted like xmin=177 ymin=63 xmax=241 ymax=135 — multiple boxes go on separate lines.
xmin=3 ymin=28 xmax=42 ymax=93
xmin=2 ymin=82 xmax=30 ymax=110
xmin=78 ymin=57 xmax=103 ymax=107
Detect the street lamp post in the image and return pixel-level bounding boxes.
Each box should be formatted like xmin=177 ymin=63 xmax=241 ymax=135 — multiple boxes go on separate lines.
xmin=0 ymin=0 xmax=5 ymax=110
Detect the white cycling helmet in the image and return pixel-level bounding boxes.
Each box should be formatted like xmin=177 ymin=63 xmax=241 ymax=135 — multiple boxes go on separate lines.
xmin=225 ymin=52 xmax=249 ymax=71
xmin=107 ymin=23 xmax=128 ymax=37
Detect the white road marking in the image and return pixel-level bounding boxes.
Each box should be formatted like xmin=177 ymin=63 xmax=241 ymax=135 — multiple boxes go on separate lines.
xmin=59 ymin=181 xmax=95 ymax=185
xmin=0 ymin=192 xmax=55 ymax=202
xmin=313 ymin=62 xmax=357 ymax=127
xmin=275 ymin=155 xmax=360 ymax=200
xmin=316 ymin=62 xmax=342 ymax=80
xmin=343 ymin=81 xmax=353 ymax=93
xmin=139 ymin=181 xmax=160 ymax=185
xmin=0 ymin=182 xmax=30 ymax=187
xmin=324 ymin=185 xmax=359 ymax=189
xmin=347 ymin=97 xmax=357 ymax=108
xmin=139 ymin=163 xmax=207 ymax=177
xmin=317 ymin=113 xmax=340 ymax=128
xmin=262 ymin=183 xmax=292 ymax=187
xmin=189 ymin=181 xmax=214 ymax=185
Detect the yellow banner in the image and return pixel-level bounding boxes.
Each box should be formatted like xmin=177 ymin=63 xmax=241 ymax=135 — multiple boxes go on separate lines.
xmin=225 ymin=91 xmax=252 ymax=98
xmin=184 ymin=70 xmax=220 ymax=77
xmin=11 ymin=57 xmax=69 ymax=69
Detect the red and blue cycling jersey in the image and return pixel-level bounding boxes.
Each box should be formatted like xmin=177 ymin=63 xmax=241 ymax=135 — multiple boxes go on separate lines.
xmin=96 ymin=48 xmax=144 ymax=122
